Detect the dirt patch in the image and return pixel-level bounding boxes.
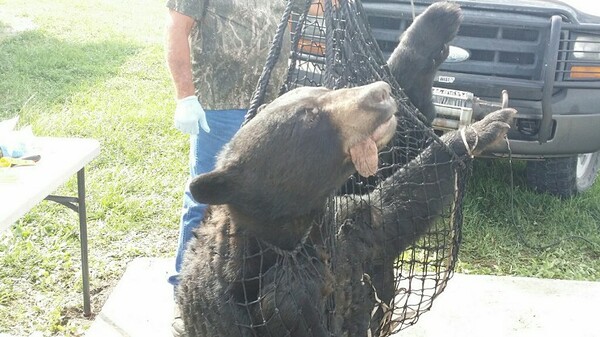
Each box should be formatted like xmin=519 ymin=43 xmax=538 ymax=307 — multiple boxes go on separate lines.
xmin=0 ymin=16 xmax=37 ymax=41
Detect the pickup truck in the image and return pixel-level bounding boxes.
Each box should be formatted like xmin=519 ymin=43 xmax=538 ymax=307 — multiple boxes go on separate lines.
xmin=360 ymin=0 xmax=600 ymax=197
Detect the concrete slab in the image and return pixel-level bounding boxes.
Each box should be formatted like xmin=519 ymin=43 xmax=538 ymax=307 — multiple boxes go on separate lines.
xmin=396 ymin=273 xmax=600 ymax=337
xmin=85 ymin=257 xmax=175 ymax=337
xmin=86 ymin=257 xmax=600 ymax=337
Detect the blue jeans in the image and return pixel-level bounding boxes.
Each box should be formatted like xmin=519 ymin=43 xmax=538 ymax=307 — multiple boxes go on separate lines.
xmin=168 ymin=109 xmax=246 ymax=287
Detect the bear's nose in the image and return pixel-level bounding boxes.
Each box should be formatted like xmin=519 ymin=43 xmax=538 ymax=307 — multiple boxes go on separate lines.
xmin=365 ymin=81 xmax=392 ymax=103
xmin=360 ymin=82 xmax=395 ymax=115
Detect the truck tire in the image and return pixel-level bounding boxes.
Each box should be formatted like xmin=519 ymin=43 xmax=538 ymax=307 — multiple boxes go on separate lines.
xmin=526 ymin=152 xmax=600 ymax=198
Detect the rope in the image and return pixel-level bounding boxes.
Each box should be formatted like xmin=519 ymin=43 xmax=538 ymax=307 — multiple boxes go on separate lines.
xmin=280 ymin=0 xmax=314 ymax=96
xmin=323 ymin=0 xmax=338 ymax=89
xmin=244 ymin=0 xmax=307 ymax=124
xmin=460 ymin=126 xmax=479 ymax=158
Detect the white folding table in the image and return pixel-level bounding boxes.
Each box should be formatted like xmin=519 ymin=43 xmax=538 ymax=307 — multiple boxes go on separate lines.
xmin=0 ymin=137 xmax=100 ymax=316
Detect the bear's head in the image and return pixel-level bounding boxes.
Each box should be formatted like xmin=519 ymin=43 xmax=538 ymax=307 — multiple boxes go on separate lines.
xmin=190 ymin=81 xmax=397 ymax=224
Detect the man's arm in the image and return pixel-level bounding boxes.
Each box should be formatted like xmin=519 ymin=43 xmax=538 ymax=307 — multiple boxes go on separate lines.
xmin=165 ymin=9 xmax=196 ymax=99
xmin=165 ymin=9 xmax=210 ymax=134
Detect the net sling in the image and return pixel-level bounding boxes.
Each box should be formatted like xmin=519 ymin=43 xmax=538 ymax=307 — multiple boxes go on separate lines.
xmin=194 ymin=0 xmax=475 ymax=336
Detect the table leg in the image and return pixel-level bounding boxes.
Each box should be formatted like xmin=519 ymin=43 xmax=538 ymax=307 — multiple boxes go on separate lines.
xmin=45 ymin=169 xmax=92 ymax=316
xmin=77 ymin=168 xmax=92 ymax=317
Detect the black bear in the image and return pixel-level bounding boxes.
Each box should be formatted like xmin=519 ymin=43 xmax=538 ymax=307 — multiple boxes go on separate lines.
xmin=177 ymin=80 xmax=515 ymax=337
xmin=176 ymin=2 xmax=516 ymax=337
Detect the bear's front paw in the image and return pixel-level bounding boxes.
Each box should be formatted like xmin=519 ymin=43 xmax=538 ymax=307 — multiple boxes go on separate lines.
xmin=462 ymin=108 xmax=516 ymax=156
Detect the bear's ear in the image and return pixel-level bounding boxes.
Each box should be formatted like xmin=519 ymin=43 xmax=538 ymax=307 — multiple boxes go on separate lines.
xmin=189 ymin=169 xmax=235 ymax=205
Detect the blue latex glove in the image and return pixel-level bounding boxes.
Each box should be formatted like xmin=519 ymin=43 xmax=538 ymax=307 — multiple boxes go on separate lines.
xmin=174 ymin=96 xmax=210 ymax=134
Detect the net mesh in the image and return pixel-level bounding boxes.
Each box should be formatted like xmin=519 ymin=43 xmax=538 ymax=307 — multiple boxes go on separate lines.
xmin=238 ymin=0 xmax=469 ymax=335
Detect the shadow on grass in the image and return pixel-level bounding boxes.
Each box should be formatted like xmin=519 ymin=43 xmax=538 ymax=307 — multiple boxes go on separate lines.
xmin=0 ymin=29 xmax=142 ymax=120
xmin=0 ymin=21 xmax=9 ymax=40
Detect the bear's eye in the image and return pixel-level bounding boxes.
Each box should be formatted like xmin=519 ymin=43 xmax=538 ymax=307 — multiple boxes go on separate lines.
xmin=256 ymin=103 xmax=269 ymax=114
xmin=303 ymin=107 xmax=320 ymax=124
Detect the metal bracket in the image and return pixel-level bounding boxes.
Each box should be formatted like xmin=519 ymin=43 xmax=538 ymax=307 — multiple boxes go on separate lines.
xmin=45 ymin=195 xmax=79 ymax=213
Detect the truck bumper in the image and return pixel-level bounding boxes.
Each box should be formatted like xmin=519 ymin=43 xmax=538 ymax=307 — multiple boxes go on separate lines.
xmin=485 ymin=113 xmax=600 ymax=157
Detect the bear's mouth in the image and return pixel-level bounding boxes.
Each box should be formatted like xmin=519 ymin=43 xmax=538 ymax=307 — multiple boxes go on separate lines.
xmin=349 ymin=115 xmax=397 ymax=178
xmin=371 ymin=115 xmax=397 ymax=146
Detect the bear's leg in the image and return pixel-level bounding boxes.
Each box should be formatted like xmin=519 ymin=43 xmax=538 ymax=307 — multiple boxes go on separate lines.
xmin=377 ymin=108 xmax=515 ymax=256
xmin=342 ymin=2 xmax=462 ymax=326
xmin=386 ymin=2 xmax=463 ymax=122
xmin=342 ymin=108 xmax=514 ymax=336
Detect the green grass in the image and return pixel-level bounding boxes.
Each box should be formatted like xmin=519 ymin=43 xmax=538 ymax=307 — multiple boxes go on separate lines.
xmin=0 ymin=1 xmax=184 ymax=335
xmin=0 ymin=1 xmax=599 ymax=336
xmin=459 ymin=160 xmax=600 ymax=280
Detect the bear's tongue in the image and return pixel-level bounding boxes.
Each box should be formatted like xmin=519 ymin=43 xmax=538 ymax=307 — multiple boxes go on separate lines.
xmin=349 ymin=118 xmax=394 ymax=177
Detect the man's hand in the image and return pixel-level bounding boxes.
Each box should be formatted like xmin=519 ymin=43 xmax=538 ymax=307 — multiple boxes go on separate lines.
xmin=174 ymin=96 xmax=211 ymax=134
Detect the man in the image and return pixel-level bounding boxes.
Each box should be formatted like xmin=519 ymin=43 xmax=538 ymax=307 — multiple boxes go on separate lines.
xmin=164 ymin=0 xmax=289 ymax=336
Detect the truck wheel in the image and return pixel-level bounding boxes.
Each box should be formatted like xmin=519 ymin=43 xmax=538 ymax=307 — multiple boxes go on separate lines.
xmin=576 ymin=152 xmax=600 ymax=192
xmin=526 ymin=152 xmax=600 ymax=198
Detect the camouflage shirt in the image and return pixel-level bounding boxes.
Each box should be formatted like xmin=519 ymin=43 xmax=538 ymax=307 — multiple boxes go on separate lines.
xmin=166 ymin=0 xmax=290 ymax=110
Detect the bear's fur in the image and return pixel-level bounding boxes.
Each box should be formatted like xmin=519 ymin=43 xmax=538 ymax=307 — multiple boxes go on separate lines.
xmin=177 ymin=2 xmax=515 ymax=337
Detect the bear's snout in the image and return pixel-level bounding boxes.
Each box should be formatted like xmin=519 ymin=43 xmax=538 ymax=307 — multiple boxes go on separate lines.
xmin=365 ymin=81 xmax=392 ymax=101
xmin=359 ymin=81 xmax=396 ymax=118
